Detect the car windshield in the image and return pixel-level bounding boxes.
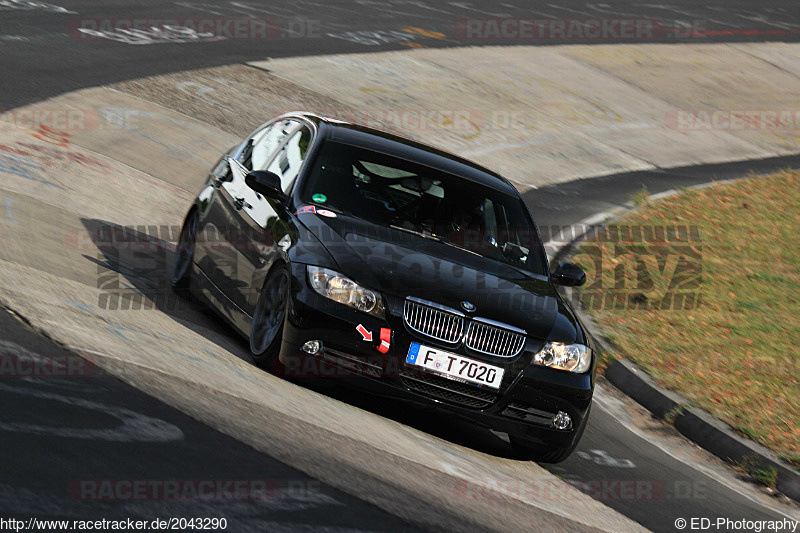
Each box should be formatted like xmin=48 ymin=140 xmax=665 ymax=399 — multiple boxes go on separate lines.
xmin=299 ymin=140 xmax=548 ymax=275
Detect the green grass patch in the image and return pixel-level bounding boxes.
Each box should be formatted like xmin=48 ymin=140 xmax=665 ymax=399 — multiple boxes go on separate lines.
xmin=751 ymin=466 xmax=779 ymax=489
xmin=630 ymin=184 xmax=650 ymax=206
xmin=738 ymin=460 xmax=779 ymax=489
xmin=577 ymin=169 xmax=800 ymax=468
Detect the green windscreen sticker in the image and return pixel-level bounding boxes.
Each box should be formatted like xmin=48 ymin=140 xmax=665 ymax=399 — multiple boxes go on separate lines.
xmin=312 ymin=193 xmax=327 ymax=203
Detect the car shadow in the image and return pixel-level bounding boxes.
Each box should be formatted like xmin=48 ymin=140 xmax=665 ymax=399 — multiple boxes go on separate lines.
xmin=295 ymin=375 xmax=517 ymax=459
xmin=79 ymin=217 xmax=520 ymax=461
xmin=79 ymin=218 xmax=253 ymax=361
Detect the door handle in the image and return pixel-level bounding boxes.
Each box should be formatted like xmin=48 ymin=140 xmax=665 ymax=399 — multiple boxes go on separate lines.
xmin=233 ymin=197 xmax=252 ymax=210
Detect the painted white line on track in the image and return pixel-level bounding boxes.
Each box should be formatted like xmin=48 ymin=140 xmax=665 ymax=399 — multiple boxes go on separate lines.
xmin=542 ymin=173 xmax=799 ymax=518
xmin=593 ymin=386 xmax=800 ymax=521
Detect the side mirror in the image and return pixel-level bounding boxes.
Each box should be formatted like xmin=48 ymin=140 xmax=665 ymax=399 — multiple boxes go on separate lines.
xmin=245 ymin=171 xmax=286 ymax=202
xmin=552 ymin=262 xmax=586 ymax=287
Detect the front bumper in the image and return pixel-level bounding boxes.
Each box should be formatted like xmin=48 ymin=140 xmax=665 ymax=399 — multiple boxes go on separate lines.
xmin=279 ymin=262 xmax=595 ymax=448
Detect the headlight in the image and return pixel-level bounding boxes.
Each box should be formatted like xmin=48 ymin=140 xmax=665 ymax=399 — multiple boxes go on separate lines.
xmin=533 ymin=343 xmax=592 ymax=373
xmin=307 ymin=266 xmax=385 ymax=318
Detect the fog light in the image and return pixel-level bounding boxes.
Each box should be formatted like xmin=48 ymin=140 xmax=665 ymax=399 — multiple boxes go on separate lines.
xmin=553 ymin=411 xmax=572 ymax=430
xmin=302 ymin=340 xmax=322 ymax=355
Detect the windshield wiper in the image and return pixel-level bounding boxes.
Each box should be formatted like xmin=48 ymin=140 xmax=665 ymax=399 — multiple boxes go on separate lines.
xmin=390 ymin=225 xmax=546 ymax=277
xmin=391 ymin=225 xmax=488 ymax=257
xmin=389 ymin=225 xmax=442 ymax=242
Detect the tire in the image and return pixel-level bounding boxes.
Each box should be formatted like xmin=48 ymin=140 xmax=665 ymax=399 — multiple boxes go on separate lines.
xmin=171 ymin=210 xmax=197 ymax=293
xmin=510 ymin=405 xmax=591 ymax=464
xmin=250 ymin=267 xmax=290 ymax=368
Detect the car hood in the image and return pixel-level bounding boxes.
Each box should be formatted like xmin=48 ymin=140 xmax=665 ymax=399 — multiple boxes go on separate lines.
xmin=297 ymin=212 xmax=582 ymax=343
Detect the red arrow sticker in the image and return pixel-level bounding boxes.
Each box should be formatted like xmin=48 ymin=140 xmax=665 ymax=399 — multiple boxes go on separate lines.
xmin=356 ymin=324 xmax=372 ymax=342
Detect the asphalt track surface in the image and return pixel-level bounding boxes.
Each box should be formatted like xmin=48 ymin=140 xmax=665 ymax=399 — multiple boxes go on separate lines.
xmin=0 ymin=308 xmax=421 ymax=531
xmin=2 ymin=0 xmax=800 ymax=109
xmin=2 ymin=1 xmax=800 ymax=531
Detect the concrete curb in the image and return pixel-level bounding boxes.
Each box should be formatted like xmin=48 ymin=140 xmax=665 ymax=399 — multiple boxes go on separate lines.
xmin=604 ymin=359 xmax=687 ymax=420
xmin=605 ymin=359 xmax=800 ymax=503
xmin=544 ymin=168 xmax=800 ymax=503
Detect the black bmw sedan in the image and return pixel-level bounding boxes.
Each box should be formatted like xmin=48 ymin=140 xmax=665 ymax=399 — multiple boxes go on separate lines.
xmin=172 ymin=112 xmax=595 ymax=462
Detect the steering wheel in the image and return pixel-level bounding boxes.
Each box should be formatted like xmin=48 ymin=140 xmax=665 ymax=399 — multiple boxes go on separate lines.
xmin=352 ymin=160 xmax=403 ymax=210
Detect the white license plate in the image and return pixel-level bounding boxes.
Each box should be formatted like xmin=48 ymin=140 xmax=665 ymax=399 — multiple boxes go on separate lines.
xmin=405 ymin=342 xmax=504 ymax=390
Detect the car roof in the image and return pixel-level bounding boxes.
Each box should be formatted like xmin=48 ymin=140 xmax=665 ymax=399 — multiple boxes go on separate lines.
xmin=286 ymin=112 xmax=520 ymax=196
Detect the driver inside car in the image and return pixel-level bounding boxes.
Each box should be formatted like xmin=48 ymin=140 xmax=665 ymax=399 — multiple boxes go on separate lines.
xmin=443 ymin=201 xmax=491 ymax=253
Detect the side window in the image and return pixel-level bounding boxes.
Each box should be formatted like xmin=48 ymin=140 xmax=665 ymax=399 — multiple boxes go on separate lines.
xmin=238 ymin=119 xmax=299 ymax=172
xmin=266 ymin=126 xmax=312 ymax=193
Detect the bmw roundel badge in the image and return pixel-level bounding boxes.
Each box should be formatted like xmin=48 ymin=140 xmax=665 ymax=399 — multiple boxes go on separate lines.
xmin=461 ymin=301 xmax=476 ymax=312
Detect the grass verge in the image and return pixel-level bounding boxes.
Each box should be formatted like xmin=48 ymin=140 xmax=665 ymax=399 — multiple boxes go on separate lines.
xmin=572 ymin=170 xmax=799 ymax=467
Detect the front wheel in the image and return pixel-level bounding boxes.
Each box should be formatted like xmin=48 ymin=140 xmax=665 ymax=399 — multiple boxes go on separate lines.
xmin=171 ymin=210 xmax=197 ymax=293
xmin=250 ymin=267 xmax=290 ymax=368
